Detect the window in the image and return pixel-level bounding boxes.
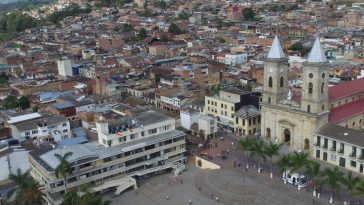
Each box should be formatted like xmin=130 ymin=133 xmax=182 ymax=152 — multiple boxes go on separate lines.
xmin=221 ymin=103 xmax=223 ymax=108
xmin=316 ymin=149 xmax=320 ymax=158
xmin=63 ymin=129 xmax=68 ymax=133
xmin=248 ymin=119 xmax=251 ymax=126
xmin=130 ymin=134 xmax=137 ymax=140
xmin=231 ymin=106 xmax=234 ymax=111
xmin=280 ymin=76 xmax=284 ymax=87
xmin=141 ymin=131 xmax=145 ymax=137
xmin=307 ymin=105 xmax=311 ymax=113
xmin=258 ymin=117 xmax=261 ymax=123
xmin=351 ymin=161 xmax=357 ymax=168
xmin=322 ymin=105 xmax=325 ymax=111
xmin=62 ymin=123 xmax=67 ymax=127
xmin=235 ymin=117 xmax=238 ymax=124
xmin=225 ymin=105 xmax=227 ymax=109
xmin=119 ymin=137 xmax=126 ymax=142
xmin=253 ymin=118 xmax=256 ymax=125
xmin=339 ymin=157 xmax=346 ymax=167
xmin=323 ymin=152 xmax=327 ymax=161
xmin=322 ymin=73 xmax=325 ymax=78
xmin=321 ymin=83 xmax=324 ymax=94
xmin=208 ymin=106 xmax=210 ymax=111
xmin=268 ymin=76 xmax=273 ymax=88
xmin=309 ymin=73 xmax=313 ymax=78
xmin=208 ymin=100 xmax=210 ymax=105
xmin=25 ymin=132 xmax=30 ymax=136
xmin=268 ymin=97 xmax=271 ymax=104
xmin=308 ymin=83 xmax=313 ymax=94
xmin=32 ymin=130 xmax=38 ymax=134
xmin=353 ymin=122 xmax=356 ymax=127
xmin=224 ymin=111 xmax=227 ymax=116
xmin=148 ymin=128 xmax=157 ymax=134
xmin=242 ymin=119 xmax=245 ymax=126
xmin=330 ymin=154 xmax=336 ymax=161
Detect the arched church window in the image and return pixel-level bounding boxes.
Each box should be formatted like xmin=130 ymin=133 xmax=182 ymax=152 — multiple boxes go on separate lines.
xmin=280 ymin=76 xmax=284 ymax=87
xmin=321 ymin=83 xmax=324 ymax=94
xmin=309 ymin=83 xmax=313 ymax=94
xmin=268 ymin=77 xmax=273 ymax=88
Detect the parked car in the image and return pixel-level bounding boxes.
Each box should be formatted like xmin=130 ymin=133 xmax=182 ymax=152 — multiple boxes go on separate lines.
xmin=282 ymin=170 xmax=307 ymax=188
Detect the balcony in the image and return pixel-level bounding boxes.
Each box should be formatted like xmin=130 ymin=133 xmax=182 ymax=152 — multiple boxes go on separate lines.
xmin=358 ymin=155 xmax=364 ymax=161
xmin=349 ymin=152 xmax=357 ymax=158
xmin=314 ymin=142 xmax=320 ymax=147
xmin=330 ymin=147 xmax=336 ymax=152
xmin=338 ymin=148 xmax=344 ymax=154
xmin=322 ymin=144 xmax=328 ymax=149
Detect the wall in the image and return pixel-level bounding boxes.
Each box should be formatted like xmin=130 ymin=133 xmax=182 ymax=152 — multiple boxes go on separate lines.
xmin=194 ymin=156 xmax=221 ymax=170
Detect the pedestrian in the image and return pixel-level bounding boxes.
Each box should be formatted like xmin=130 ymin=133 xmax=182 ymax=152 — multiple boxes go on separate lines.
xmin=189 ymin=199 xmax=192 ymax=204
xmin=198 ymin=187 xmax=202 ymax=191
xmin=215 ymin=142 xmax=218 ymax=147
xmin=220 ymin=136 xmax=223 ymax=141
xmin=181 ymin=178 xmax=183 ymax=184
xmin=166 ymin=196 xmax=169 ymax=200
xmin=233 ymin=161 xmax=236 ymax=167
xmin=244 ymin=167 xmax=248 ymax=172
xmin=253 ymin=164 xmax=256 ymax=170
xmin=312 ymin=199 xmax=314 ymax=204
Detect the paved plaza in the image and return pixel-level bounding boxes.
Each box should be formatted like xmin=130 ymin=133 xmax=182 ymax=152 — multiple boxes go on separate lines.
xmin=105 ymin=132 xmax=358 ymax=205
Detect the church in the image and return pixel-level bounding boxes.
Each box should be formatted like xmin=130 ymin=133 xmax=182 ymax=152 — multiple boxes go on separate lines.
xmin=261 ymin=36 xmax=364 ymax=160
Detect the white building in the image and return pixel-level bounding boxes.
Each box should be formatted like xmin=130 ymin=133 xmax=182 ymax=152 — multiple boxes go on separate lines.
xmin=7 ymin=113 xmax=71 ymax=142
xmin=29 ymin=111 xmax=186 ymax=205
xmin=57 ymin=59 xmax=73 ymax=77
xmin=180 ymin=109 xmax=201 ymax=130
xmin=197 ymin=114 xmax=218 ymax=139
xmin=225 ymin=53 xmax=247 ymax=66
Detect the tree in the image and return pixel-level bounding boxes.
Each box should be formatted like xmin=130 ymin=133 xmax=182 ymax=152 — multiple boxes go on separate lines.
xmin=321 ymin=167 xmax=344 ymax=203
xmin=123 ymin=24 xmax=134 ymax=32
xmin=250 ymin=139 xmax=266 ymax=173
xmin=0 ymin=72 xmax=8 ymax=84
xmin=290 ymin=151 xmax=310 ymax=190
xmin=243 ymin=8 xmax=255 ymax=20
xmin=160 ymin=35 xmax=169 ymax=42
xmin=239 ymin=137 xmax=254 ymax=168
xmin=277 ymin=154 xmax=292 ymax=184
xmin=264 ymin=142 xmax=283 ymax=178
xmin=304 ymin=161 xmax=321 ymax=196
xmin=168 ymin=23 xmax=183 ymax=35
xmin=63 ymin=186 xmax=111 ymax=205
xmin=32 ymin=106 xmax=39 ymax=112
xmin=198 ymin=129 xmax=205 ymax=138
xmin=9 ymin=168 xmax=46 ymax=205
xmin=177 ymin=11 xmax=190 ymax=20
xmin=156 ymin=0 xmax=167 ymax=9
xmin=290 ymin=42 xmax=310 ymax=56
xmin=54 ymin=152 xmax=73 ymax=193
xmin=68 ymin=189 xmax=110 ymax=205
xmin=4 ymin=95 xmax=18 ymax=109
xmin=341 ymin=172 xmax=361 ymax=204
xmin=138 ymin=28 xmax=148 ymax=40
xmin=18 ymin=96 xmax=30 ymax=110
xmin=143 ymin=0 xmax=148 ymax=8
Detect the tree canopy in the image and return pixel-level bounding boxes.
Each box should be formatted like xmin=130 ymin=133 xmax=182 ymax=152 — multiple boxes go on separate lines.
xmin=168 ymin=23 xmax=184 ymax=35
xmin=137 ymin=28 xmax=148 ymax=40
xmin=47 ymin=3 xmax=91 ymax=24
xmin=243 ymin=8 xmax=255 ymax=20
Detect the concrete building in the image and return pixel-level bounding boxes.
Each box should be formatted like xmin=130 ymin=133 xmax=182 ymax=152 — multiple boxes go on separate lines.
xmin=197 ymin=115 xmax=217 ymax=140
xmin=7 ymin=113 xmax=71 ymax=142
xmin=180 ymin=109 xmax=200 ymax=130
xmin=28 ymin=111 xmax=186 ymax=205
xmin=57 ymin=59 xmax=73 ymax=77
xmin=234 ymin=105 xmax=261 ymax=136
xmin=225 ymin=53 xmax=248 ymax=66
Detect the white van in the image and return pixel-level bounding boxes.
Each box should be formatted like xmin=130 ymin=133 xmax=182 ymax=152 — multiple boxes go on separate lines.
xmin=282 ymin=170 xmax=307 ymax=187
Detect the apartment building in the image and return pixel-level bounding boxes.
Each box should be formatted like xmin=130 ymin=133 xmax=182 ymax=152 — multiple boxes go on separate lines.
xmin=28 ymin=111 xmax=186 ymax=205
xmin=7 ymin=112 xmax=71 ymax=142
xmin=234 ymin=105 xmax=261 ymax=136
xmin=314 ymin=124 xmax=364 ymax=174
xmin=204 ymin=88 xmax=259 ymax=131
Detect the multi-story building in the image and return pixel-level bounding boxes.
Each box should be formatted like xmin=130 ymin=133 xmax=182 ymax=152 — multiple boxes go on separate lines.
xmin=57 ymin=59 xmax=72 ymax=77
xmin=204 ymin=88 xmax=259 ymax=131
xmin=28 ymin=111 xmax=186 ymax=205
xmin=7 ymin=112 xmax=71 ymax=142
xmin=234 ymin=105 xmax=261 ymax=136
xmin=314 ymin=124 xmax=364 ymax=174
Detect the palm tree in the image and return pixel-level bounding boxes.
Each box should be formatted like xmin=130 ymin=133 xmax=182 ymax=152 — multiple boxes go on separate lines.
xmin=321 ymin=167 xmax=344 ymax=204
xmin=290 ymin=151 xmax=310 ymax=190
xmin=341 ymin=172 xmax=361 ymax=204
xmin=264 ymin=142 xmax=283 ymax=178
xmin=276 ymin=154 xmax=292 ymax=184
xmin=239 ymin=137 xmax=254 ymax=168
xmin=9 ymin=168 xmax=46 ymax=205
xmin=250 ymin=139 xmax=266 ymax=173
xmin=198 ymin=129 xmax=205 ymax=139
xmin=304 ymin=161 xmax=321 ymax=196
xmin=54 ymin=151 xmax=73 ymax=193
xmin=64 ymin=186 xmax=111 ymax=205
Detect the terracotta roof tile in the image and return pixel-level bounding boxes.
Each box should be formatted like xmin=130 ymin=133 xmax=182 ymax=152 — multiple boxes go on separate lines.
xmin=329 ymin=98 xmax=364 ymax=124
xmin=329 ymin=78 xmax=364 ymax=102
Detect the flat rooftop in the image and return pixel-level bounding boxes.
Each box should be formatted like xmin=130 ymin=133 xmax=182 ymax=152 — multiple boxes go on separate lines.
xmin=317 ymin=124 xmax=364 ymax=147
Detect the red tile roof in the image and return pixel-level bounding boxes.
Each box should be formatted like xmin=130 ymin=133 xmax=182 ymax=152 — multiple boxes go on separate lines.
xmin=329 ymin=78 xmax=364 ymax=102
xmin=329 ymin=98 xmax=364 ymax=124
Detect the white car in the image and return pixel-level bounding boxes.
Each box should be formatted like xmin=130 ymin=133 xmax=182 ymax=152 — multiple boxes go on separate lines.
xmin=282 ymin=170 xmax=307 ymax=188
xmin=90 ymin=128 xmax=97 ymax=133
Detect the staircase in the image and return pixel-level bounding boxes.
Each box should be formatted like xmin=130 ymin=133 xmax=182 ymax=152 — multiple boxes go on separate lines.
xmin=171 ymin=162 xmax=186 ymax=176
xmin=90 ymin=176 xmax=137 ymax=195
